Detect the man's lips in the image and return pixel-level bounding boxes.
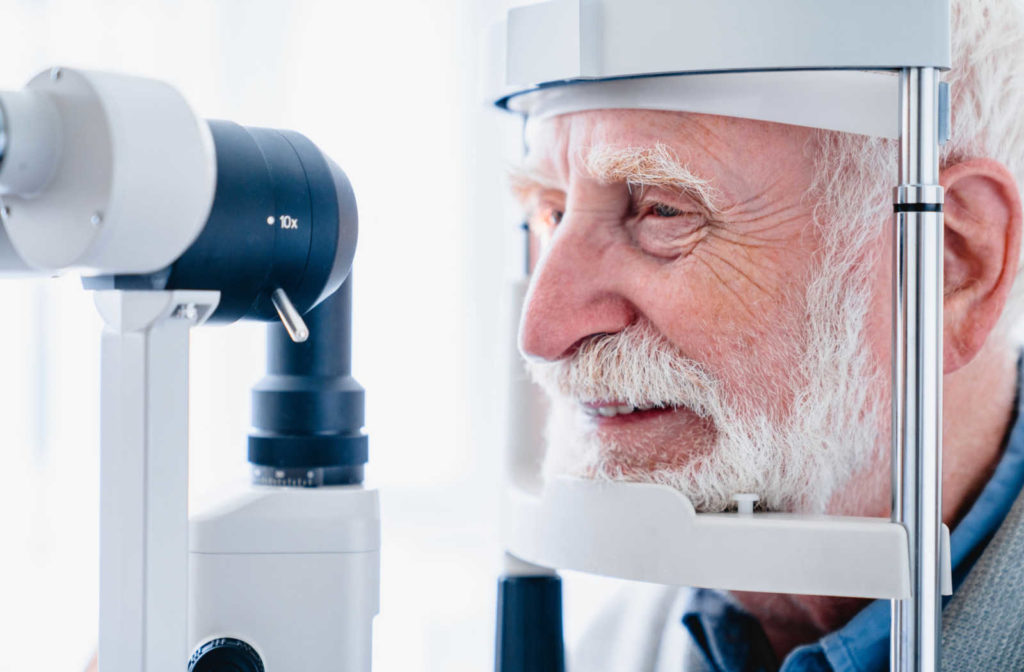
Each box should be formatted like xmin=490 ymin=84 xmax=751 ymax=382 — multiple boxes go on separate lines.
xmin=581 ymin=401 xmax=674 ymax=424
xmin=576 ymin=401 xmax=716 ymax=472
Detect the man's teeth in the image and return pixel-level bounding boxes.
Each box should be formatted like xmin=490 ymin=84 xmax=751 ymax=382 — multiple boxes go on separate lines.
xmin=583 ymin=403 xmax=660 ymax=418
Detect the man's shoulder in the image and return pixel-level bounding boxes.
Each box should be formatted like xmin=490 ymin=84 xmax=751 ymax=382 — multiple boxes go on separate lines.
xmin=571 ymin=584 xmax=702 ymax=672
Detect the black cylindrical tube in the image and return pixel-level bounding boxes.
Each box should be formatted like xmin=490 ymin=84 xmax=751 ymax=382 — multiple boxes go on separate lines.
xmin=248 ymin=276 xmax=367 ymax=487
xmin=495 ymin=575 xmax=566 ymax=672
xmin=267 ymin=277 xmax=352 ymax=378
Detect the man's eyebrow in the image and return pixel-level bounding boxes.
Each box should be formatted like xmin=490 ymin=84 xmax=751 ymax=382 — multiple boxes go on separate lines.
xmin=584 ymin=143 xmax=723 ymax=215
xmin=505 ymin=161 xmax=562 ymax=205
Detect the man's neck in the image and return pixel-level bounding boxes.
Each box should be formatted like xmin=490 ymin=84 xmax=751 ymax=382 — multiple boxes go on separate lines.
xmin=731 ymin=341 xmax=1019 ymax=662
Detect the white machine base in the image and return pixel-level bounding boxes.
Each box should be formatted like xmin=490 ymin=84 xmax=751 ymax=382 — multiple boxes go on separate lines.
xmin=189 ymin=485 xmax=381 ymax=671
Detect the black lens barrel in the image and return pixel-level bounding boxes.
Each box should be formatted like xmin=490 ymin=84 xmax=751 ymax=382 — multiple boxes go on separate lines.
xmin=248 ymin=278 xmax=367 ymax=486
xmin=89 ymin=120 xmax=357 ymax=325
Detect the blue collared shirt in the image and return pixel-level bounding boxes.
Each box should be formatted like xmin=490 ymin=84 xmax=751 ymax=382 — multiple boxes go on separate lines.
xmin=682 ymin=388 xmax=1024 ymax=672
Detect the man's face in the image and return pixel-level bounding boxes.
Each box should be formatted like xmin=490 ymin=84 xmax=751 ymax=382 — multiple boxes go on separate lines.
xmin=513 ymin=109 xmax=890 ymax=514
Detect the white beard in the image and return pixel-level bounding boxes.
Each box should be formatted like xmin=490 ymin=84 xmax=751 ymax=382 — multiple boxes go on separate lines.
xmin=525 ymin=254 xmax=885 ymax=514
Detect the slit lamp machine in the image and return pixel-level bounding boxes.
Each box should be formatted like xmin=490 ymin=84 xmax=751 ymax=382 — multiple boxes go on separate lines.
xmin=0 ymin=1 xmax=954 ymax=670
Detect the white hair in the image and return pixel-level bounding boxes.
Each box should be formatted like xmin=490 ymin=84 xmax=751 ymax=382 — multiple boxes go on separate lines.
xmin=810 ymin=0 xmax=1024 ymax=326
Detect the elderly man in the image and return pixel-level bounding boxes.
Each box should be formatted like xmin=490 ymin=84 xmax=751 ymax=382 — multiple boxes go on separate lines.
xmin=510 ymin=0 xmax=1024 ymax=669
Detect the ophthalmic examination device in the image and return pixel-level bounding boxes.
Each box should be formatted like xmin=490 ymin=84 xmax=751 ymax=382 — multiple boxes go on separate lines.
xmin=0 ymin=66 xmax=374 ymax=671
xmin=0 ymin=1 xmax=956 ymax=671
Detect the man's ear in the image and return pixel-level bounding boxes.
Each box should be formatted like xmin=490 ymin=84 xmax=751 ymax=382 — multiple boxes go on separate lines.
xmin=941 ymin=158 xmax=1022 ymax=373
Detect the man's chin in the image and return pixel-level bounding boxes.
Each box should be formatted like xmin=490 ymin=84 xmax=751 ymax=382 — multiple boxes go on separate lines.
xmin=539 ymin=410 xmax=841 ymax=514
xmin=540 ymin=403 xmax=731 ymax=509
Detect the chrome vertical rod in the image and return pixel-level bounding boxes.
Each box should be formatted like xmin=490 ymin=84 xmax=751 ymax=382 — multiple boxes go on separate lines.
xmin=891 ymin=67 xmax=944 ymax=672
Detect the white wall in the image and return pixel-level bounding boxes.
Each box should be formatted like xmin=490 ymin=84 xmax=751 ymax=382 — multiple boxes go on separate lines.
xmin=0 ymin=0 xmax=530 ymax=669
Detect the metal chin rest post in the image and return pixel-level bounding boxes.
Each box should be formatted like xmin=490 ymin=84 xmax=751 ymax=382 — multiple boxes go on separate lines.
xmin=491 ymin=2 xmax=951 ymax=671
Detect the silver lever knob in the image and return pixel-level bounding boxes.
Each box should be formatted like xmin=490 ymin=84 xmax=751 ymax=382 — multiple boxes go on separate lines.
xmin=271 ymin=288 xmax=309 ymax=343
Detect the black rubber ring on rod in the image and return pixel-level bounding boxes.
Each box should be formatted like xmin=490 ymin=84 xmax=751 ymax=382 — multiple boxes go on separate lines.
xmin=893 ymin=203 xmax=944 ymax=213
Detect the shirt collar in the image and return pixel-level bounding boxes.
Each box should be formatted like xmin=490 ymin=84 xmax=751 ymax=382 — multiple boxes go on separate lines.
xmin=682 ymin=590 xmax=778 ymax=672
xmin=683 ymin=367 xmax=1024 ymax=672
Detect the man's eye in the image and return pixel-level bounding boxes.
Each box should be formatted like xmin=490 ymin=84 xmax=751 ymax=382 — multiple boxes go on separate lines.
xmin=651 ymin=202 xmax=684 ymax=218
xmin=529 ymin=207 xmax=564 ymax=233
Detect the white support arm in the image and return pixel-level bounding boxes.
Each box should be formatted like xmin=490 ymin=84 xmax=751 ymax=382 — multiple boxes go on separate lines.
xmin=94 ymin=290 xmax=218 ymax=672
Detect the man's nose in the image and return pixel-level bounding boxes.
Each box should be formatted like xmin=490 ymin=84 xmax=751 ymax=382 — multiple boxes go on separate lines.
xmin=519 ymin=223 xmax=635 ymax=361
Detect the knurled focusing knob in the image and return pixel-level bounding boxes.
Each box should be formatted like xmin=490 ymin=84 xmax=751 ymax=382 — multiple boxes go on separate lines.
xmin=188 ymin=638 xmax=264 ymax=672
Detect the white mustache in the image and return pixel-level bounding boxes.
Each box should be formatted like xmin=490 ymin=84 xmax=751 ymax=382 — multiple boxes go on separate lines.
xmin=525 ymin=320 xmax=724 ymax=420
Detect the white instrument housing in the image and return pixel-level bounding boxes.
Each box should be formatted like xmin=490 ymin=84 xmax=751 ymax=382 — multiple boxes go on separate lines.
xmin=0 ymin=68 xmax=215 ymax=274
xmin=501 ymin=0 xmax=949 ymax=86
xmin=506 ymin=478 xmax=952 ymax=600
xmin=489 ymin=0 xmax=950 ymax=139
xmin=189 ymin=486 xmax=380 ymax=671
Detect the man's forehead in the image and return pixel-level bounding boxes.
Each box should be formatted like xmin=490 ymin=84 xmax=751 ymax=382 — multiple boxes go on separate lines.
xmin=523 ymin=110 xmax=696 ymax=178
xmin=520 ymin=109 xmax=806 ymax=189
xmin=524 ymin=110 xmax=802 ymax=182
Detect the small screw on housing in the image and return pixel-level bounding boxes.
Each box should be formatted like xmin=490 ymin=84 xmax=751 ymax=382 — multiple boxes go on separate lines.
xmin=173 ymin=303 xmax=200 ymax=323
xmin=732 ymin=493 xmax=760 ymax=515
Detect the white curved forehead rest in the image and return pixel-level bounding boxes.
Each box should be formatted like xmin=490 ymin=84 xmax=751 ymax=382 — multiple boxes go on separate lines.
xmin=495 ymin=0 xmax=950 ymax=138
xmin=508 ymin=70 xmax=900 ymax=139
